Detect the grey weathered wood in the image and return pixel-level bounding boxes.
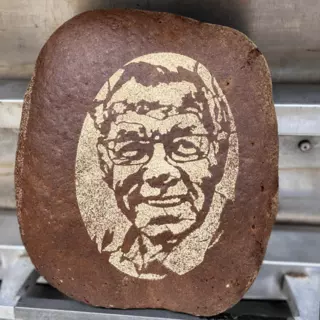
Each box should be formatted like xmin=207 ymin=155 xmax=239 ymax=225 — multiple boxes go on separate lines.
xmin=0 ymin=100 xmax=22 ymax=129
xmin=1 ymin=0 xmax=320 ymax=82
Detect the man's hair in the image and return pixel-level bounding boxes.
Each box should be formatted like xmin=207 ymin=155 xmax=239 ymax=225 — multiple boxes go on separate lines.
xmin=89 ymin=60 xmax=233 ymax=142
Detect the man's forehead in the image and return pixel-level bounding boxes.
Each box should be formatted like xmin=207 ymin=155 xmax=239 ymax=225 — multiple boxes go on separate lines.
xmin=107 ymin=111 xmax=208 ymax=139
xmin=107 ymin=77 xmax=202 ymax=109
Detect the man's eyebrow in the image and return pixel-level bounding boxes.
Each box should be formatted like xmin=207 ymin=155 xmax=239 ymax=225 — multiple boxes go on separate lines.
xmin=112 ymin=122 xmax=147 ymax=141
xmin=169 ymin=124 xmax=195 ymax=136
xmin=164 ymin=115 xmax=208 ymax=136
xmin=115 ymin=130 xmax=146 ymax=141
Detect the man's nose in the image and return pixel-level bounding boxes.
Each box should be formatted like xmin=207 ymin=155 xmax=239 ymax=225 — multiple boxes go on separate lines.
xmin=143 ymin=143 xmax=181 ymax=188
xmin=147 ymin=173 xmax=178 ymax=188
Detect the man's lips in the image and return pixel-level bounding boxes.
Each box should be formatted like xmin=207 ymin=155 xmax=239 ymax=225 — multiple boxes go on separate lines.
xmin=145 ymin=196 xmax=186 ymax=207
xmin=148 ymin=215 xmax=182 ymax=225
xmin=134 ymin=197 xmax=198 ymax=236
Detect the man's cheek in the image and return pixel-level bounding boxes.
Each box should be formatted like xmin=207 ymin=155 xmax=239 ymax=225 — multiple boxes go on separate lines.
xmin=177 ymin=159 xmax=211 ymax=185
xmin=112 ymin=164 xmax=143 ymax=189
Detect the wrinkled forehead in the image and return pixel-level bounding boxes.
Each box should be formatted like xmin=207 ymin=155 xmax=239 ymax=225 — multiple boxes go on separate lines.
xmin=106 ymin=78 xmax=209 ymax=138
xmin=107 ymin=77 xmax=205 ymax=117
xmin=107 ymin=111 xmax=208 ymax=140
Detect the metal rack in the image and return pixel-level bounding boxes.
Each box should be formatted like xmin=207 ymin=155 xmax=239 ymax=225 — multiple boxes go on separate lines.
xmin=1 ymin=214 xmax=320 ymax=319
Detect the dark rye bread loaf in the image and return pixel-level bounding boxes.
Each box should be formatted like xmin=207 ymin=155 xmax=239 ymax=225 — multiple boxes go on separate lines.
xmin=15 ymin=9 xmax=278 ymax=316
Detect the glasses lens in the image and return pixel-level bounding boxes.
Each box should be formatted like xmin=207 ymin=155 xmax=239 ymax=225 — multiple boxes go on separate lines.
xmin=106 ymin=139 xmax=151 ymax=165
xmin=170 ymin=135 xmax=209 ymax=163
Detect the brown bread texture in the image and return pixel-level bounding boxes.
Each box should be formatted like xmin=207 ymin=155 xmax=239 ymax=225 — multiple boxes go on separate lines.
xmin=15 ymin=9 xmax=278 ymax=316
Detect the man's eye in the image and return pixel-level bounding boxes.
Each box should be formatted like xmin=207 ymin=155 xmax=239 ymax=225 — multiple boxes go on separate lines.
xmin=176 ymin=140 xmax=198 ymax=155
xmin=171 ymin=136 xmax=209 ymax=162
xmin=107 ymin=140 xmax=150 ymax=165
xmin=117 ymin=142 xmax=144 ymax=159
xmin=120 ymin=150 xmax=139 ymax=158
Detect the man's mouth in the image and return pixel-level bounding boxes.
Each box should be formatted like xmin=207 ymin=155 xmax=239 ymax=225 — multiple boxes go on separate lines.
xmin=148 ymin=215 xmax=182 ymax=225
xmin=134 ymin=198 xmax=198 ymax=236
xmin=146 ymin=196 xmax=185 ymax=207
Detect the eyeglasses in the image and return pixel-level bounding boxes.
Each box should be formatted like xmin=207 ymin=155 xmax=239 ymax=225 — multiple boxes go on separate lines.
xmin=102 ymin=134 xmax=210 ymax=166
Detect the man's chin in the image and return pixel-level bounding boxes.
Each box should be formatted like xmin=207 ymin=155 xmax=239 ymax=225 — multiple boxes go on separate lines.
xmin=141 ymin=219 xmax=196 ymax=238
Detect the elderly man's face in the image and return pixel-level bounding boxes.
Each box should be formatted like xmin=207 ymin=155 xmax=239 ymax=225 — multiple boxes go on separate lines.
xmin=101 ymin=104 xmax=215 ymax=244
